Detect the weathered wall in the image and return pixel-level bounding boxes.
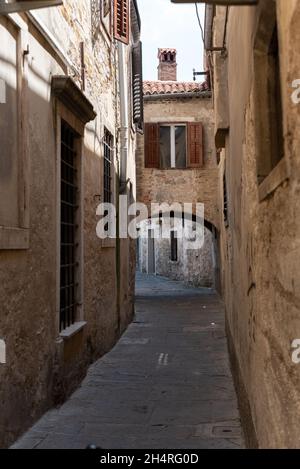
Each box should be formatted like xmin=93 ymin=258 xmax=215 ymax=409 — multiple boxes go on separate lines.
xmin=136 ymin=96 xmax=219 ymax=229
xmin=214 ymin=1 xmax=300 ymax=448
xmin=0 ymin=1 xmax=137 ymax=448
xmin=137 ymin=219 xmax=214 ymax=288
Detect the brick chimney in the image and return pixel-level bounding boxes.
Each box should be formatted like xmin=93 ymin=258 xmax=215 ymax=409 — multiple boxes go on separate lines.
xmin=158 ymin=48 xmax=177 ymax=81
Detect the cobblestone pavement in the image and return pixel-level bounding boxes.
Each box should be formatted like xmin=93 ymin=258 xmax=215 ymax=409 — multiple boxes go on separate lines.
xmin=12 ymin=274 xmax=244 ymax=449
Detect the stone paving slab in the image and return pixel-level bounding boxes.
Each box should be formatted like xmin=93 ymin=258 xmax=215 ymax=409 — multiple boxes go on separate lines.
xmin=12 ymin=273 xmax=244 ymax=449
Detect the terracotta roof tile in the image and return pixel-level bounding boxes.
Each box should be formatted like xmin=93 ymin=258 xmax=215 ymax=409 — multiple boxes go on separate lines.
xmin=143 ymin=80 xmax=209 ymax=96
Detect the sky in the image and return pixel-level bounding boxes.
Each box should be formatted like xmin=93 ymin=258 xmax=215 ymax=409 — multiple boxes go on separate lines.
xmin=137 ymin=0 xmax=205 ymax=83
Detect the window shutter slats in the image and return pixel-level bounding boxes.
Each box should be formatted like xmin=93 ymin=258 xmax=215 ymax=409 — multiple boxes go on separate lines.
xmin=114 ymin=0 xmax=130 ymax=45
xmin=187 ymin=123 xmax=204 ymax=168
xmin=144 ymin=123 xmax=159 ymax=168
xmin=132 ymin=41 xmax=144 ymax=129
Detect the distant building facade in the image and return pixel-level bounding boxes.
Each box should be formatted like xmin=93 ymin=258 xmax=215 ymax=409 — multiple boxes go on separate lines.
xmin=136 ymin=49 xmax=219 ymax=289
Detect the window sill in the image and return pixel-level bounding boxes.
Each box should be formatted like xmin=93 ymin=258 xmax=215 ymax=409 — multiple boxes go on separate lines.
xmin=0 ymin=227 xmax=29 ymax=250
xmin=59 ymin=321 xmax=87 ymax=341
xmin=258 ymin=158 xmax=289 ymax=202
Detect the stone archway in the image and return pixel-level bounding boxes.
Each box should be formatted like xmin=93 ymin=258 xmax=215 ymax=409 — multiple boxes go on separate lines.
xmin=136 ymin=210 xmax=220 ymax=290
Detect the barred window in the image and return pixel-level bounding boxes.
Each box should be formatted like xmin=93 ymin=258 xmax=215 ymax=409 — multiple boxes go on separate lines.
xmin=60 ymin=121 xmax=80 ymax=331
xmin=103 ymin=128 xmax=114 ymax=204
xmin=171 ymin=231 xmax=178 ymax=262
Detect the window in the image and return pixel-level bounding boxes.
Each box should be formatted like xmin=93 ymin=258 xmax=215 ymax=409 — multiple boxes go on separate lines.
xmin=91 ymin=1 xmax=112 ymax=42
xmin=0 ymin=19 xmax=19 ymax=228
xmin=103 ymin=128 xmax=114 ymax=204
xmin=254 ymin=1 xmax=288 ymax=200
xmin=223 ymin=174 xmax=229 ymax=227
xmin=144 ymin=122 xmax=203 ymax=169
xmin=160 ymin=125 xmax=187 ymax=169
xmin=114 ymin=0 xmax=129 ymax=45
xmin=101 ymin=0 xmax=112 ymax=37
xmin=0 ymin=17 xmax=29 ymax=250
xmin=60 ymin=121 xmax=79 ymax=331
xmin=170 ymin=231 xmax=178 ymax=262
xmin=267 ymin=25 xmax=284 ymax=171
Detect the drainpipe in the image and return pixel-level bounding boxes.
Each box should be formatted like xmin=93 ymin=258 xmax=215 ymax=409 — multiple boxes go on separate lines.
xmin=118 ymin=42 xmax=129 ymax=193
xmin=204 ymin=4 xmax=214 ymax=89
xmin=116 ymin=41 xmax=129 ymax=335
xmin=204 ymin=4 xmax=214 ymax=50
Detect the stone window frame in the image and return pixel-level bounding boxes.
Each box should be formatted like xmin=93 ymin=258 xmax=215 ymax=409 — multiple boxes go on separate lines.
xmin=101 ymin=121 xmax=116 ymax=249
xmin=0 ymin=15 xmax=30 ymax=250
xmin=253 ymin=0 xmax=290 ymax=202
xmin=55 ymin=103 xmax=85 ymax=338
xmin=51 ymin=76 xmax=96 ymax=338
xmin=91 ymin=0 xmax=113 ymax=45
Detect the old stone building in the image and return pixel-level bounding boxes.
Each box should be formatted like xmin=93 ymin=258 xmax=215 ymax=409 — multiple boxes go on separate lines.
xmin=205 ymin=0 xmax=300 ymax=448
xmin=136 ymin=49 xmax=220 ymax=288
xmin=0 ymin=0 xmax=142 ymax=447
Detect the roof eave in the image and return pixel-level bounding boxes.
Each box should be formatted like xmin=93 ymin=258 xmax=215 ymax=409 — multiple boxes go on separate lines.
xmin=144 ymin=91 xmax=212 ymax=101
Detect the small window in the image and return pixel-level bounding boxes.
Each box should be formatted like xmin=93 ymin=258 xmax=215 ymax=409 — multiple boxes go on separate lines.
xmin=223 ymin=174 xmax=229 ymax=227
xmin=254 ymin=3 xmax=285 ymax=191
xmin=103 ymin=128 xmax=114 ymax=204
xmin=0 ymin=18 xmax=29 ymax=250
xmin=267 ymin=25 xmax=284 ymax=172
xmin=160 ymin=125 xmax=187 ymax=169
xmin=144 ymin=122 xmax=203 ymax=170
xmin=171 ymin=231 xmax=178 ymax=262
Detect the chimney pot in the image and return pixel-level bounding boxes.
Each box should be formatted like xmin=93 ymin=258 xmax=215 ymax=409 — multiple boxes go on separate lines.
xmin=158 ymin=48 xmax=177 ymax=81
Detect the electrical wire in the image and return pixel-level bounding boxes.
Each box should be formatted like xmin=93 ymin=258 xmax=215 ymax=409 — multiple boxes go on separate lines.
xmin=195 ymin=2 xmax=205 ymax=46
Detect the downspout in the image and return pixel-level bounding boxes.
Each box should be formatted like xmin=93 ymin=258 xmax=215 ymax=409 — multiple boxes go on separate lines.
xmin=116 ymin=41 xmax=129 ymax=334
xmin=204 ymin=5 xmax=214 ymax=50
xmin=118 ymin=42 xmax=129 ymax=193
xmin=204 ymin=4 xmax=214 ymax=89
xmin=115 ymin=42 xmax=121 ymax=336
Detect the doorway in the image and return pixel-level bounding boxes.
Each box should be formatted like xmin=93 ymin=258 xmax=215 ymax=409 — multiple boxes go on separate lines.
xmin=148 ymin=229 xmax=155 ymax=274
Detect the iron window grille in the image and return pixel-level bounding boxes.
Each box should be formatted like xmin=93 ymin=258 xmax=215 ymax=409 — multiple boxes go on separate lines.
xmin=60 ymin=120 xmax=79 ymax=331
xmin=171 ymin=230 xmax=178 ymax=262
xmin=103 ymin=128 xmax=114 ymax=204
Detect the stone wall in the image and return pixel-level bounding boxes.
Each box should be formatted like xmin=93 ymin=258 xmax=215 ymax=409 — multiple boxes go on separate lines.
xmin=213 ymin=1 xmax=300 ymax=448
xmin=137 ymin=220 xmax=214 ymax=288
xmin=0 ymin=1 xmax=137 ymax=448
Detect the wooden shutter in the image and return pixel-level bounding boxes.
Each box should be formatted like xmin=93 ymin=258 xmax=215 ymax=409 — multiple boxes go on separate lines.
xmin=187 ymin=123 xmax=204 ymax=168
xmin=114 ymin=0 xmax=130 ymax=45
xmin=144 ymin=123 xmax=160 ymax=168
xmin=132 ymin=41 xmax=144 ymax=129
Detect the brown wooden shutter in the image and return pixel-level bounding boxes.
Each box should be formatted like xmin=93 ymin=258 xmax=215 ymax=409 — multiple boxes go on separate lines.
xmin=132 ymin=41 xmax=144 ymax=129
xmin=144 ymin=123 xmax=160 ymax=168
xmin=114 ymin=0 xmax=130 ymax=45
xmin=187 ymin=123 xmax=204 ymax=168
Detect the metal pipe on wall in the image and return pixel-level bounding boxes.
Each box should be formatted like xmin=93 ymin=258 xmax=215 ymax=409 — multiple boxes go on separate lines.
xmin=117 ymin=41 xmax=129 ymax=191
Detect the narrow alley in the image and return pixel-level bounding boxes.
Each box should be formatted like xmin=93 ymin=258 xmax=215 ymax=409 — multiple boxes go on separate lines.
xmin=1 ymin=0 xmax=300 ymax=453
xmin=12 ymin=274 xmax=243 ymax=450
